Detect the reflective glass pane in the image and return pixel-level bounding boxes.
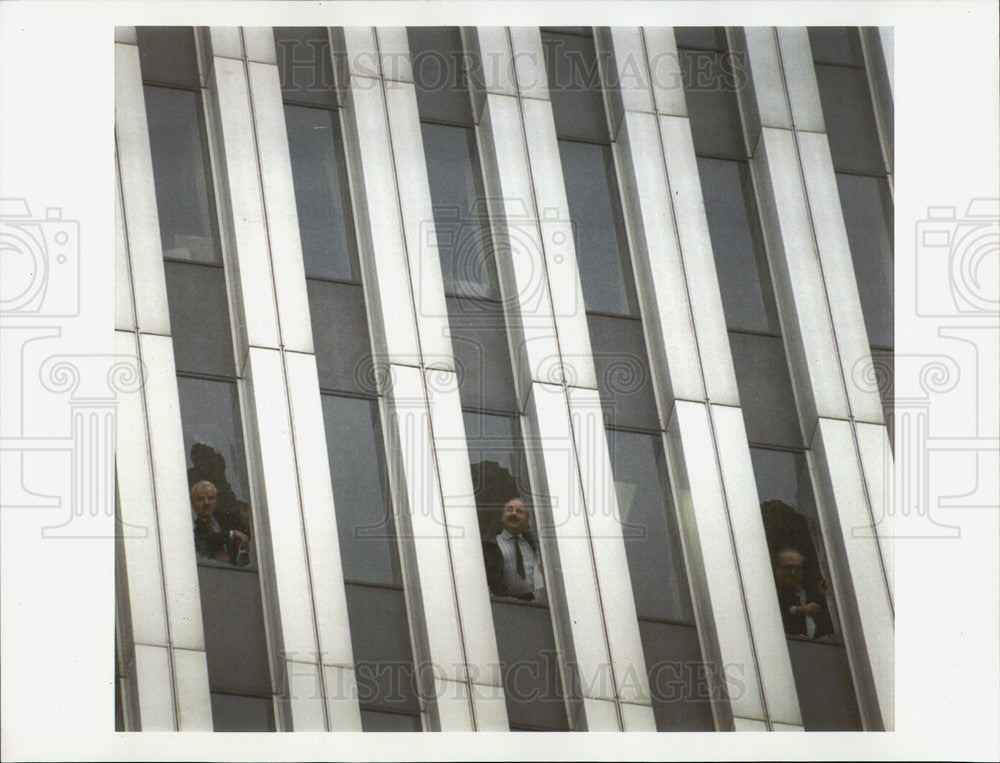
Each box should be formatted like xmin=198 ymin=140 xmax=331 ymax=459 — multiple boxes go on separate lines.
xmin=491 ymin=600 xmax=569 ymax=730
xmin=307 ymin=280 xmax=374 ymax=395
xmin=322 ymin=395 xmax=400 ymax=585
xmin=638 ymin=620 xmax=715 ymax=730
xmin=836 ymin=173 xmax=893 ymax=349
xmin=542 ymin=31 xmax=608 ymax=143
xmin=422 ymin=123 xmax=497 ymax=299
xmin=587 ymin=314 xmax=658 ymax=429
xmin=807 ymin=27 xmax=864 ymax=67
xmin=814 ymin=64 xmax=885 ymax=175
xmin=560 ymin=140 xmax=638 ymax=316
xmin=679 ymin=49 xmax=745 ymax=159
xmin=360 ymin=710 xmax=422 ymax=732
xmin=673 ymin=27 xmax=727 ymax=52
xmin=210 ymin=692 xmax=276 ymax=732
xmin=698 ymin=157 xmax=779 ymax=333
xmin=144 ymin=85 xmax=222 ymax=264
xmin=728 ymin=332 xmax=802 ymax=448
xmin=274 ymin=27 xmax=337 ymax=108
xmin=464 ymin=412 xmax=532 ymax=538
xmin=163 ymin=262 xmax=236 ymax=378
xmin=608 ymin=429 xmax=693 ymax=622
xmin=408 ymin=27 xmax=474 ymax=125
xmin=285 ymin=104 xmax=358 ymax=282
xmin=786 ymin=639 xmax=862 ymax=730
xmin=446 ymin=297 xmax=517 ymax=413
xmin=346 ymin=584 xmax=420 ymax=716
xmin=136 ymin=27 xmax=200 ymax=88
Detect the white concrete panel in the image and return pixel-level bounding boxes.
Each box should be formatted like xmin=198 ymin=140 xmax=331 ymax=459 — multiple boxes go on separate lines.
xmin=520 ymin=97 xmax=597 ymax=389
xmin=811 ymin=418 xmax=894 ymax=728
xmin=423 ymin=368 xmax=503 ymax=684
xmin=666 ymin=400 xmax=765 ymax=723
xmin=114 ymin=171 xmax=135 ymax=331
xmin=740 ymin=28 xmax=792 ymax=130
xmin=171 ymin=647 xmax=213 ymax=730
xmin=243 ymin=27 xmax=278 ymax=65
xmin=753 ymin=127 xmax=850 ymax=422
xmin=607 ymin=28 xmax=655 ymax=114
xmin=644 ymin=28 xmax=686 ymax=117
xmin=797 ymin=131 xmax=883 ymax=425
xmin=581 ymin=696 xmax=621 ymax=731
xmin=114 ymin=330 xmax=168 ymax=648
xmin=566 ymin=386 xmax=651 ymax=706
xmin=114 ymin=43 xmax=171 ymax=336
xmin=285 ymin=660 xmax=328 ymax=731
xmin=471 ymin=27 xmax=516 ymax=95
xmin=245 ymin=347 xmax=318 ymax=658
xmin=433 ymin=678 xmax=475 ymax=730
xmin=115 ymin=26 xmax=136 ymax=45
xmin=527 ymin=382 xmax=614 ymax=700
xmin=211 ymin=56 xmax=281 ymax=350
xmin=711 ymin=404 xmax=802 ymax=727
xmin=138 ymin=333 xmax=208 ymax=652
xmin=284 ymin=352 xmax=355 ymax=667
xmin=339 ymin=27 xmax=380 ymax=79
xmin=209 ymin=27 xmax=243 ymax=59
xmin=133 ymin=643 xmax=175 ymax=730
xmin=616 ymin=110 xmax=705 ymax=404
xmin=322 ymin=664 xmax=363 ymax=730
xmin=775 ymin=28 xmax=826 ymax=133
xmin=341 ymin=78 xmax=420 ymax=362
xmin=659 ymin=115 xmax=740 ymax=406
xmin=382 ymin=84 xmax=454 ymax=368
xmin=246 ymin=62 xmax=314 ymax=355
xmin=470 ymin=684 xmax=510 ymax=730
xmin=855 ymin=422 xmax=893 ymax=603
xmin=375 ymin=27 xmax=413 ymax=82
xmin=508 ymin=27 xmax=549 ymax=100
xmin=620 ymin=700 xmax=657 ymax=731
xmin=387 ymin=364 xmax=467 ymax=685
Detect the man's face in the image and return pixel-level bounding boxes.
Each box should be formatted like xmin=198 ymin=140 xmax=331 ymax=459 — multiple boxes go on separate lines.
xmin=774 ymin=550 xmax=805 ymax=591
xmin=500 ymin=500 xmax=528 ymax=536
xmin=191 ymin=485 xmax=218 ymax=519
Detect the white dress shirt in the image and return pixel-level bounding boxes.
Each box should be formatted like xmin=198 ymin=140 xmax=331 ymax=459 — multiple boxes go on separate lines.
xmin=496 ymin=530 xmax=538 ymax=597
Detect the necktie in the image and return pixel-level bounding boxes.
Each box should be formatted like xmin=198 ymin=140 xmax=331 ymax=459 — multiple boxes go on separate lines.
xmin=514 ymin=537 xmax=526 ymax=579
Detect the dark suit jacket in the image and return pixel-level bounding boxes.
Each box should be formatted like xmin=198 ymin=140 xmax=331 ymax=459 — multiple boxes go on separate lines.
xmin=194 ymin=508 xmax=251 ymax=565
xmin=483 ymin=532 xmax=539 ymax=600
xmin=777 ymin=583 xmax=834 ymax=638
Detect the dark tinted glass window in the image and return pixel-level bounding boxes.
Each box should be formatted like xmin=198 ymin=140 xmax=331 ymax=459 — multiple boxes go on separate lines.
xmin=408 ymin=26 xmax=474 ymax=125
xmin=677 ymin=48 xmax=745 ymax=159
xmin=284 ymin=104 xmax=358 ymax=282
xmin=560 ymin=140 xmax=638 ymax=316
xmin=587 ymin=314 xmax=657 ymax=429
xmin=610 ymin=429 xmax=692 ymax=622
xmin=274 ymin=27 xmax=337 ymax=108
xmin=807 ymin=26 xmax=864 ymax=67
xmin=163 ymin=262 xmax=236 ymax=378
xmin=136 ymin=27 xmax=200 ymax=88
xmin=422 ymin=122 xmax=497 ymax=299
xmin=728 ymin=332 xmax=802 ymax=448
xmin=673 ymin=27 xmax=727 ymax=52
xmin=360 ymin=709 xmax=422 ymax=731
xmin=541 ymin=31 xmax=607 ymax=143
xmin=210 ymin=692 xmax=276 ymax=732
xmin=697 ymin=157 xmax=779 ymax=333
xmin=308 ymin=280 xmax=374 ymax=395
xmin=143 ymin=85 xmax=222 ymax=264
xmin=813 ymin=64 xmax=884 ymax=175
xmin=836 ymin=174 xmax=893 ymax=349
xmin=322 ymin=395 xmax=400 ymax=585
xmin=447 ymin=298 xmax=517 ymax=413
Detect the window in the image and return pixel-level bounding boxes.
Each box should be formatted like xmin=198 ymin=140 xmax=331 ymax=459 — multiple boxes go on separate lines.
xmin=281 ymin=30 xmax=422 ymax=727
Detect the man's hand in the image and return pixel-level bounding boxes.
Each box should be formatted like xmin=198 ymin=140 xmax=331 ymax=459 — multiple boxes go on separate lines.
xmin=231 ymin=530 xmax=249 ymax=548
xmin=799 ymin=603 xmax=823 ymax=616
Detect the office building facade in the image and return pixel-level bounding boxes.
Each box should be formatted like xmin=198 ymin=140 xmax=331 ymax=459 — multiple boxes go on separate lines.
xmin=114 ymin=25 xmax=894 ymax=732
